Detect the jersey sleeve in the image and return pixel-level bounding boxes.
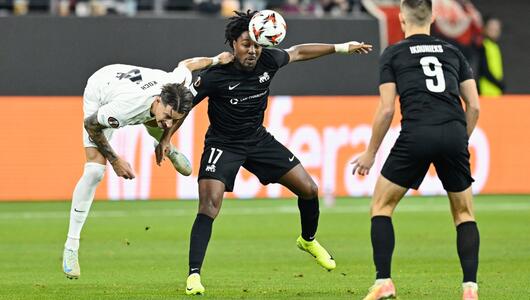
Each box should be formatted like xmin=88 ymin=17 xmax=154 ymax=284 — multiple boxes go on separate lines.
xmin=456 ymin=49 xmax=474 ymax=82
xmin=379 ymin=47 xmax=396 ymax=84
xmin=170 ymin=66 xmax=193 ymax=87
xmin=96 ymin=93 xmax=148 ymax=128
xmin=264 ymin=48 xmax=290 ymax=69
xmin=190 ymin=69 xmax=211 ymax=107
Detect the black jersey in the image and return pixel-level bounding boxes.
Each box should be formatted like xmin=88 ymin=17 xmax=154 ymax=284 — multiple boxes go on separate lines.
xmin=191 ymin=48 xmax=290 ymax=142
xmin=379 ymin=34 xmax=474 ymax=128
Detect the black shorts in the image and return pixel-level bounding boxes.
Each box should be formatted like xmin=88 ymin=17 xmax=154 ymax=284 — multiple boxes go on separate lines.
xmin=198 ymin=132 xmax=300 ymax=192
xmin=381 ymin=121 xmax=474 ymax=192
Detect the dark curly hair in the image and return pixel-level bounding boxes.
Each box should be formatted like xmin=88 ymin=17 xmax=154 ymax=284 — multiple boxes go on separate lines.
xmin=224 ymin=10 xmax=258 ymax=49
xmin=160 ymin=83 xmax=193 ymax=115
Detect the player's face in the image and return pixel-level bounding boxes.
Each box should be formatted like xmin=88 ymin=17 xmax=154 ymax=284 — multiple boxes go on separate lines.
xmin=233 ymin=31 xmax=262 ymax=70
xmin=154 ymin=100 xmax=184 ymax=129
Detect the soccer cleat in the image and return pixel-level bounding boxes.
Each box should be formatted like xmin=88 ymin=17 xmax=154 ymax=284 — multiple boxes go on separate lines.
xmin=62 ymin=248 xmax=80 ymax=279
xmin=362 ymin=279 xmax=396 ymax=300
xmin=185 ymin=273 xmax=205 ymax=295
xmin=154 ymin=141 xmax=192 ymax=176
xmin=296 ymin=236 xmax=336 ymax=271
xmin=462 ymin=282 xmax=479 ymax=300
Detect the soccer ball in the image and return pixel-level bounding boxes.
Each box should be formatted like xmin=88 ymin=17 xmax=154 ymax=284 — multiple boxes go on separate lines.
xmin=248 ymin=10 xmax=287 ymax=47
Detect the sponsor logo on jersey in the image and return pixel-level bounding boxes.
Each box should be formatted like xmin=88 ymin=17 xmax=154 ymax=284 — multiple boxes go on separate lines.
xmin=205 ymin=164 xmax=216 ymax=172
xmin=228 ymin=82 xmax=241 ymax=90
xmin=228 ymin=90 xmax=268 ymax=105
xmin=259 ymin=72 xmax=270 ymax=83
xmin=108 ymin=117 xmax=120 ymax=128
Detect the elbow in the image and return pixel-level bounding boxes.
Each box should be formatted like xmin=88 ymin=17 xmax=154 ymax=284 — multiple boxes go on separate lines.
xmin=468 ymin=103 xmax=480 ymax=116
xmin=178 ymin=61 xmax=191 ymax=71
xmin=83 ymin=118 xmax=91 ymax=130
xmin=381 ymin=107 xmax=395 ymax=121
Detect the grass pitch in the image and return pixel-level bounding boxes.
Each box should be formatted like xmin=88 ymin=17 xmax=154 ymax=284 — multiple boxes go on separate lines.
xmin=0 ymin=195 xmax=528 ymax=299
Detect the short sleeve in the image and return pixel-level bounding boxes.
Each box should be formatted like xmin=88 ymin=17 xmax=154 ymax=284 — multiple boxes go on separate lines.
xmin=457 ymin=50 xmax=474 ymax=82
xmin=97 ymin=93 xmax=150 ymax=128
xmin=263 ymin=47 xmax=290 ymax=69
xmin=190 ymin=70 xmax=211 ymax=107
xmin=170 ymin=66 xmax=193 ymax=87
xmin=97 ymin=102 xmax=125 ymax=128
xmin=379 ymin=47 xmax=396 ymax=84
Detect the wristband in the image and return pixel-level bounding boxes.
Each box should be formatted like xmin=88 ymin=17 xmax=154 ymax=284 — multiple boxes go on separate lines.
xmin=211 ymin=56 xmax=220 ymax=66
xmin=334 ymin=43 xmax=349 ymax=54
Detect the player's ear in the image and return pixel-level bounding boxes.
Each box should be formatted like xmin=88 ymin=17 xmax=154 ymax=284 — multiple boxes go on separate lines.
xmin=398 ymin=12 xmax=406 ymax=32
xmin=430 ymin=14 xmax=435 ymax=25
xmin=398 ymin=12 xmax=405 ymax=26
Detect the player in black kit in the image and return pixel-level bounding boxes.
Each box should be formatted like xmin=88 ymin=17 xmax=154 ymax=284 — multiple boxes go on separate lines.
xmin=351 ymin=1 xmax=481 ymax=300
xmin=181 ymin=10 xmax=373 ymax=295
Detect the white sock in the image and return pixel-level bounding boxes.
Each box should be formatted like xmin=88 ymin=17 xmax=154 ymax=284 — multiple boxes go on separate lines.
xmin=65 ymin=162 xmax=106 ymax=251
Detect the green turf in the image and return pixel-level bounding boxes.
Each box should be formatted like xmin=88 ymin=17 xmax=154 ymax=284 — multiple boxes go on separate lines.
xmin=0 ymin=195 xmax=529 ymax=299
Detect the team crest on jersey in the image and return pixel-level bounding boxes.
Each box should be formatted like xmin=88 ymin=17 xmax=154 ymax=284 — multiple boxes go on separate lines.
xmin=259 ymin=72 xmax=270 ymax=83
xmin=108 ymin=117 xmax=120 ymax=128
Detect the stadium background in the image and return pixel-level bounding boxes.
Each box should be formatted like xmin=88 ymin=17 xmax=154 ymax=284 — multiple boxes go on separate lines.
xmin=1 ymin=0 xmax=529 ymax=201
xmin=1 ymin=2 xmax=529 ymax=299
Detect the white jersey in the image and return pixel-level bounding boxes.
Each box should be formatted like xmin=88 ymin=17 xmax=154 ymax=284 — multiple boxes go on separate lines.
xmin=84 ymin=64 xmax=192 ymax=129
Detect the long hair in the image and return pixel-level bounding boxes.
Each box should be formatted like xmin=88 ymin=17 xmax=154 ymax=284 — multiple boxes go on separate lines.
xmin=224 ymin=10 xmax=258 ymax=48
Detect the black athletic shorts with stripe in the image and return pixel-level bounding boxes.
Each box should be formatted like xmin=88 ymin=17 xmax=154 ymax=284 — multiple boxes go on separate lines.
xmin=198 ymin=131 xmax=300 ymax=192
xmin=381 ymin=121 xmax=474 ymax=192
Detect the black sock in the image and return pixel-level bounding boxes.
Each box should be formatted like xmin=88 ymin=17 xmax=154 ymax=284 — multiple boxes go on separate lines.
xmin=297 ymin=197 xmax=319 ymax=241
xmin=188 ymin=213 xmax=214 ymax=275
xmin=457 ymin=221 xmax=480 ymax=283
xmin=371 ymin=216 xmax=395 ymax=279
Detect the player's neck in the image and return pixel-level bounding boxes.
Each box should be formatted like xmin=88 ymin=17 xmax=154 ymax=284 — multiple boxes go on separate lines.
xmin=404 ymin=26 xmax=431 ymax=38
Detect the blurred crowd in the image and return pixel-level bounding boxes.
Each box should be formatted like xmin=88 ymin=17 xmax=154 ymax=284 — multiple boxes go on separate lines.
xmin=2 ymin=0 xmax=504 ymax=95
xmin=2 ymin=0 xmax=365 ymax=17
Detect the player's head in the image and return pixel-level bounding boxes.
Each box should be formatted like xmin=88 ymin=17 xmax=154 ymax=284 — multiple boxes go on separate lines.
xmin=225 ymin=10 xmax=262 ymax=71
xmin=399 ymin=0 xmax=434 ymax=31
xmin=153 ymin=83 xmax=193 ymax=129
xmin=483 ymin=16 xmax=502 ymax=41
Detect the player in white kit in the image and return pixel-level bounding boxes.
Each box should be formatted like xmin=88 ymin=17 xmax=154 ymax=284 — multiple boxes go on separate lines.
xmin=62 ymin=52 xmax=234 ymax=279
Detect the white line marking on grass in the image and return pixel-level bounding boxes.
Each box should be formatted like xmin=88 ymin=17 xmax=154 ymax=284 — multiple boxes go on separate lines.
xmin=0 ymin=202 xmax=529 ymax=220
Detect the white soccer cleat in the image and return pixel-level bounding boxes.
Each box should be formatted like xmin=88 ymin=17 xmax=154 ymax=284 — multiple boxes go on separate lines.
xmin=462 ymin=282 xmax=479 ymax=300
xmin=154 ymin=142 xmax=192 ymax=176
xmin=362 ymin=278 xmax=396 ymax=300
xmin=62 ymin=248 xmax=80 ymax=279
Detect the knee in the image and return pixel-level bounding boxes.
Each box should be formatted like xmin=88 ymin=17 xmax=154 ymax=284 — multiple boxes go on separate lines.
xmin=452 ymin=207 xmax=475 ymax=226
xmin=198 ymin=193 xmax=223 ymax=219
xmin=83 ymin=162 xmax=106 ymax=185
xmin=298 ymin=180 xmax=319 ymax=199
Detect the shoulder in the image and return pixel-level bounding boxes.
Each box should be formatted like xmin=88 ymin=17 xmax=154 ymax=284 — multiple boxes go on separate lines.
xmin=438 ymin=39 xmax=465 ymax=58
xmin=260 ymin=47 xmax=289 ymax=68
xmin=380 ymin=43 xmax=402 ymax=63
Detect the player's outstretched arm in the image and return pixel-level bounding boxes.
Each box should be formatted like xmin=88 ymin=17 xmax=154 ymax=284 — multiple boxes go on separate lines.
xmin=286 ymin=41 xmax=373 ymax=63
xmin=351 ymin=82 xmax=397 ymax=176
xmin=460 ymin=79 xmax=480 ymax=137
xmin=177 ymin=52 xmax=234 ymax=72
xmin=84 ymin=113 xmax=135 ymax=179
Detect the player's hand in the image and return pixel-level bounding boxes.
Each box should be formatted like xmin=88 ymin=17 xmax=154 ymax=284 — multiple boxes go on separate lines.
xmin=217 ymin=52 xmax=235 ymax=65
xmin=111 ymin=157 xmax=136 ymax=179
xmin=155 ymin=140 xmax=170 ymax=166
xmin=347 ymin=42 xmax=373 ymax=54
xmin=351 ymin=151 xmax=376 ymax=176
